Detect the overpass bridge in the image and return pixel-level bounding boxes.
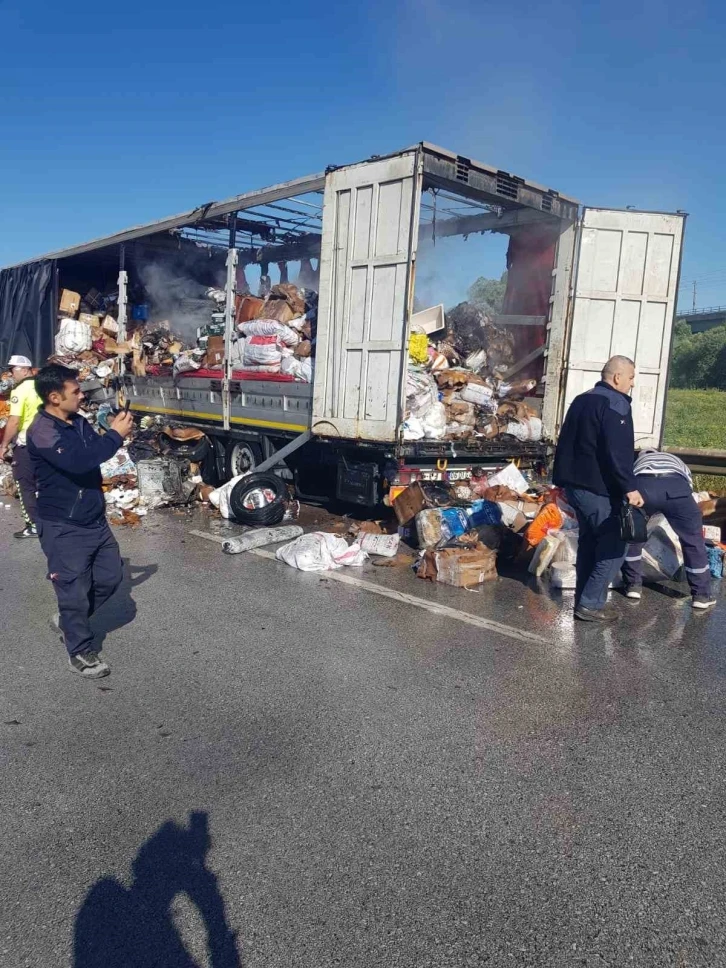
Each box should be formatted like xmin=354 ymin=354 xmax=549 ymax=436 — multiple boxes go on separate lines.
xmin=679 ymin=306 xmax=726 ymax=333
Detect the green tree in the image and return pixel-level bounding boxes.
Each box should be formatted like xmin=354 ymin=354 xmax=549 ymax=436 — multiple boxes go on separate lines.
xmin=467 ymin=272 xmax=507 ymax=314
xmin=670 ymin=323 xmax=726 ymax=389
xmin=672 ymin=319 xmax=693 ymax=350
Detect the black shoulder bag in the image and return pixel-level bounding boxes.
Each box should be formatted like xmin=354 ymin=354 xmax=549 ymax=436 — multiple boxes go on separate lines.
xmin=619 ymin=501 xmax=648 ymax=543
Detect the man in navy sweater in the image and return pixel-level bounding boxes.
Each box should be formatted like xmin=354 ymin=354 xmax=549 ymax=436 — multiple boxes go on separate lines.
xmin=553 ymin=356 xmax=643 ymax=622
xmin=27 ymin=365 xmax=134 ymax=677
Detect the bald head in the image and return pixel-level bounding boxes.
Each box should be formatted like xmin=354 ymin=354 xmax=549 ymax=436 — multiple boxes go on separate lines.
xmin=601 ymin=355 xmax=635 ymax=394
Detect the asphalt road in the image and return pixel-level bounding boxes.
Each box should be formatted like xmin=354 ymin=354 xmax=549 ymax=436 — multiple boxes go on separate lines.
xmin=2 ymin=506 xmax=726 ymax=967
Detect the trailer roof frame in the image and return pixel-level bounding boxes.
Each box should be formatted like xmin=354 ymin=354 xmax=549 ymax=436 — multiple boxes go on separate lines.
xmin=2 ymin=172 xmax=327 ymax=269
xmin=2 ymin=142 xmax=580 ymax=270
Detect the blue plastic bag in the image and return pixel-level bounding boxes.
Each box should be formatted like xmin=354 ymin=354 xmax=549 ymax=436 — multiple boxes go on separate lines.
xmin=439 ymin=507 xmax=471 ymax=541
xmin=707 ymin=545 xmax=723 ymax=579
xmin=466 ymin=500 xmax=502 ymax=528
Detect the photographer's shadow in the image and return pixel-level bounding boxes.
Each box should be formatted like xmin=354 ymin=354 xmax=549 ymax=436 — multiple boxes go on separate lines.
xmin=74 ymin=811 xmax=241 ymax=968
xmin=92 ymin=558 xmax=157 ymax=649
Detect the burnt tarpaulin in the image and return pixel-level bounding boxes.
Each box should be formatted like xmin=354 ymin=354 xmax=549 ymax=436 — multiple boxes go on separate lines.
xmin=0 ymin=260 xmax=56 ymax=365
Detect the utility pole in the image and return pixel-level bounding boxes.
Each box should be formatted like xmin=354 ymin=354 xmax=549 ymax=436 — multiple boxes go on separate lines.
xmin=692 ymin=279 xmax=697 ymax=312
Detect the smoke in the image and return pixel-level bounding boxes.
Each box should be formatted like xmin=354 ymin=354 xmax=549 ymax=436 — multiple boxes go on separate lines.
xmin=137 ymin=248 xmax=226 ymax=342
xmin=415 ymin=232 xmax=509 ymax=314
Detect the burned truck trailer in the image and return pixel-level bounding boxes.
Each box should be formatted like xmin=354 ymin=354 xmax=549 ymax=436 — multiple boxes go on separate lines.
xmin=0 ymin=143 xmax=685 ymax=505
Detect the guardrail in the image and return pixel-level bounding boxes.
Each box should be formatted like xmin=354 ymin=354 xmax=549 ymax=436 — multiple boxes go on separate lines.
xmin=663 ymin=446 xmax=726 ymax=476
xmin=678 ymin=306 xmax=726 ymax=318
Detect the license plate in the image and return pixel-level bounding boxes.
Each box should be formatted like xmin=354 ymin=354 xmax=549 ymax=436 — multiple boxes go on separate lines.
xmin=418 ymin=468 xmax=470 ymax=482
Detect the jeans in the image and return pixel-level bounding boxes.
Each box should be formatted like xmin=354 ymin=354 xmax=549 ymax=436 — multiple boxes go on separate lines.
xmin=37 ymin=517 xmax=123 ymax=655
xmin=565 ymin=487 xmax=626 ymax=611
xmin=11 ymin=444 xmax=37 ymax=526
xmin=622 ymin=475 xmax=711 ymax=599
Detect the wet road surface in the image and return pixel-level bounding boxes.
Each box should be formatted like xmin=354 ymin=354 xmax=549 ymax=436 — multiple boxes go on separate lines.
xmin=2 ymin=507 xmax=726 ymax=967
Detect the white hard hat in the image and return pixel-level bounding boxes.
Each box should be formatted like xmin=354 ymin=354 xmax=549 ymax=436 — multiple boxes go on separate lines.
xmin=7 ymin=355 xmax=32 ymax=368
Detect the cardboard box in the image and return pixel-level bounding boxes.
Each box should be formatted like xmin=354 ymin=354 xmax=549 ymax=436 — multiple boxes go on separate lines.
xmin=703 ymin=525 xmax=722 ymax=543
xmin=418 ymin=546 xmax=497 ymax=586
xmin=236 ymin=295 xmax=265 ymax=324
xmin=205 ymin=336 xmax=225 ymax=367
xmin=498 ymin=499 xmax=540 ymax=533
xmin=59 ymin=289 xmax=81 ymax=317
xmin=259 ymin=299 xmax=295 ymax=325
xmin=393 ymin=482 xmax=429 ymax=524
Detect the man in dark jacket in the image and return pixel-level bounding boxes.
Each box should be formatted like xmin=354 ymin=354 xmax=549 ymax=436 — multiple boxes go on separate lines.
xmin=27 ymin=365 xmax=134 ymax=678
xmin=553 ymin=355 xmax=643 ymax=622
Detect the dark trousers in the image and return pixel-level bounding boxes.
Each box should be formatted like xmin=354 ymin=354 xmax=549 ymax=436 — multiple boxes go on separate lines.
xmin=11 ymin=444 xmax=37 ymax=526
xmin=37 ymin=517 xmax=123 ymax=656
xmin=622 ymin=475 xmax=711 ymax=599
xmin=566 ymin=487 xmax=626 ymax=611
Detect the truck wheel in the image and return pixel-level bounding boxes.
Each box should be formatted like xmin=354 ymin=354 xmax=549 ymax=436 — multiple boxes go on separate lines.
xmin=224 ymin=440 xmax=262 ymax=481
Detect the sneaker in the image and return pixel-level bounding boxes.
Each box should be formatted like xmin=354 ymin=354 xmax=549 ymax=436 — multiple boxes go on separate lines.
xmin=14 ymin=525 xmax=38 ymax=539
xmin=623 ymin=585 xmax=642 ymax=601
xmin=68 ymin=650 xmax=110 ymax=679
xmin=692 ymin=596 xmax=717 ymax=610
xmin=574 ymin=605 xmax=620 ymax=623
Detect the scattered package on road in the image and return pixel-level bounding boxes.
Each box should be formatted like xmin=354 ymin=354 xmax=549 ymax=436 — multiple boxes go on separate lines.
xmin=222 ymin=525 xmax=304 ymax=555
xmin=275 ymin=532 xmax=368 ymax=571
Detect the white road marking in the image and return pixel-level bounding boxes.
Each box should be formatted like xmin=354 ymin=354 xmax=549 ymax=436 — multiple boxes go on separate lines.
xmin=189 ymin=529 xmax=550 ymax=646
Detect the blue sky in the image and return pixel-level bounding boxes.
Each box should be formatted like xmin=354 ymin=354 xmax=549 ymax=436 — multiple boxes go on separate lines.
xmin=1 ymin=0 xmax=725 ymax=311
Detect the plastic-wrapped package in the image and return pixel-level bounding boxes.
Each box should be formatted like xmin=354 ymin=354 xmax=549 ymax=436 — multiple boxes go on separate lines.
xmin=466 ymin=500 xmax=502 ymax=528
xmin=403 ymin=416 xmax=425 ymax=441
xmin=707 ymin=545 xmax=724 ymax=579
xmin=243 ymin=335 xmax=283 ymax=369
xmin=275 ymin=532 xmax=367 ymax=571
xmin=529 ymin=532 xmax=562 ymax=576
xmin=173 ymin=351 xmax=204 ymax=377
xmin=416 ymin=507 xmax=470 ymax=549
xmin=551 ymin=529 xmax=578 ymax=564
xmin=422 ymin=401 xmax=447 ymax=439
xmin=360 ymin=533 xmax=401 ymax=557
xmin=280 ymin=356 xmax=313 ymax=383
xmin=240 ymin=319 xmax=299 ymax=345
xmin=222 ymin=525 xmax=304 ymax=554
xmin=460 ymin=383 xmax=495 ymax=408
xmin=505 ymin=417 xmax=543 ymax=442
xmin=56 ymin=318 xmax=92 ymax=354
xmin=406 ymin=367 xmax=438 ymax=419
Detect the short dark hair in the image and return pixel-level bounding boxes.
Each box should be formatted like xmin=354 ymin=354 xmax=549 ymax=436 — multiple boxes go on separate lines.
xmin=35 ymin=365 xmax=80 ymax=405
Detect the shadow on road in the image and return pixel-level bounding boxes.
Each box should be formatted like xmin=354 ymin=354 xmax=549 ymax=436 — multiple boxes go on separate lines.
xmin=73 ymin=810 xmax=241 ymax=967
xmin=92 ymin=558 xmax=157 ymax=648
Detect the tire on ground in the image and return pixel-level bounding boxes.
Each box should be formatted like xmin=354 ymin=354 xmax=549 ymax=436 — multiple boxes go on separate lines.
xmin=228 ymin=472 xmax=286 ymax=526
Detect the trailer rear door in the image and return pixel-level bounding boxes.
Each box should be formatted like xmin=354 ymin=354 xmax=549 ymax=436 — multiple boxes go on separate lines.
xmin=313 ymin=152 xmax=421 ymax=441
xmin=562 ymin=208 xmax=685 ymax=449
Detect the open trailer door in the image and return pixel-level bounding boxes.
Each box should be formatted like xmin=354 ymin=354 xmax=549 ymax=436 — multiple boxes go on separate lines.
xmin=562 ymin=208 xmax=685 ymax=449
xmin=313 ymin=151 xmax=422 ymax=442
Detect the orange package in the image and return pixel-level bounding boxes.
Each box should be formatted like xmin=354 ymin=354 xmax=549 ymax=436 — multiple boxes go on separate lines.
xmin=525 ymin=502 xmax=564 ymax=548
